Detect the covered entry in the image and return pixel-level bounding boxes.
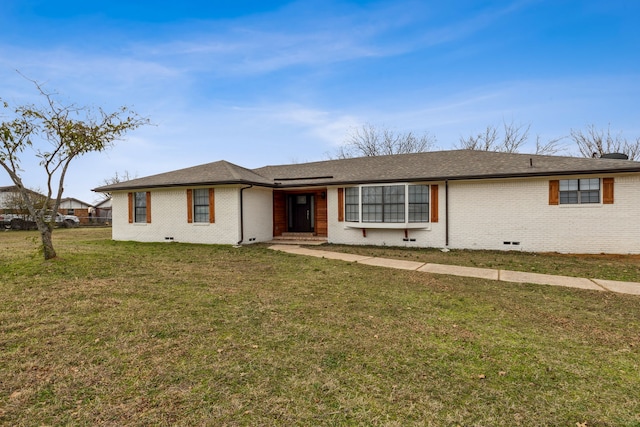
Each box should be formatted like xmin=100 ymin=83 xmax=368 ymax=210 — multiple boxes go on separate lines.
xmin=273 ymin=189 xmax=328 ymax=237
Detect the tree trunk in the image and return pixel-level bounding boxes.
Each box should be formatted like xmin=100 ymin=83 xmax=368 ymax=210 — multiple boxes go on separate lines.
xmin=38 ymin=224 xmax=57 ymax=260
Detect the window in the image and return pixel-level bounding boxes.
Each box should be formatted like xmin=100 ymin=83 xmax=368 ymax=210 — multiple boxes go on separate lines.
xmin=362 ymin=185 xmax=404 ymax=223
xmin=408 ymin=185 xmax=429 ymax=222
xmin=345 ymin=187 xmax=359 ymax=222
xmin=187 ymin=188 xmax=215 ymax=224
xmin=134 ymin=192 xmax=147 ymax=222
xmin=193 ymin=189 xmax=210 ymax=223
xmin=346 ymin=184 xmax=430 ymax=224
xmin=67 ymin=209 xmax=74 ymax=215
xmin=559 ymin=179 xmax=600 ymax=204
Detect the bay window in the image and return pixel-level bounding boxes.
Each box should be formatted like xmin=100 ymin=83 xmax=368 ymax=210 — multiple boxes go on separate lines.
xmin=345 ymin=184 xmax=430 ymax=224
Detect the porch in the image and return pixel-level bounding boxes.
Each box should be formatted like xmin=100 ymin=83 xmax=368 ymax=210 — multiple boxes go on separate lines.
xmin=273 ymin=188 xmax=328 ymax=240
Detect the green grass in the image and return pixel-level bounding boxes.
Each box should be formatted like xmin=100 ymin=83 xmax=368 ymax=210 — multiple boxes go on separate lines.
xmin=315 ymin=244 xmax=640 ymax=282
xmin=1 ymin=228 xmax=639 ymax=426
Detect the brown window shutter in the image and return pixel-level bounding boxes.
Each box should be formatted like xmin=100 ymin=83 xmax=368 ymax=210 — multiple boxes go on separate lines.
xmin=186 ymin=189 xmax=193 ymax=223
xmin=549 ymin=180 xmax=559 ymax=205
xmin=209 ymin=188 xmax=215 ymax=223
xmin=603 ymin=178 xmax=614 ymax=204
xmin=430 ymin=184 xmax=439 ymax=223
xmin=128 ymin=192 xmax=133 ymax=223
xmin=337 ymin=188 xmax=344 ymax=222
xmin=146 ymin=192 xmax=152 ymax=223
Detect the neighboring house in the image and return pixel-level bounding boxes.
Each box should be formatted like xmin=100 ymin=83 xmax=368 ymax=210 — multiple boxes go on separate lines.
xmin=93 ymin=150 xmax=640 ymax=254
xmin=94 ymin=197 xmax=112 ymax=224
xmin=0 ymin=186 xmax=46 ymax=214
xmin=1 ymin=187 xmax=95 ymax=224
xmin=0 ymin=186 xmax=16 ymax=213
xmin=59 ymin=198 xmax=93 ymax=224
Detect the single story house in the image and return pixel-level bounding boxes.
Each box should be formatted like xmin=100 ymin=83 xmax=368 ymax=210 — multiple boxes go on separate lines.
xmin=0 ymin=185 xmax=46 ymax=213
xmin=1 ymin=187 xmax=93 ymax=219
xmin=59 ymin=197 xmax=94 ymax=224
xmin=93 ymin=150 xmax=640 ymax=254
xmin=94 ymin=197 xmax=112 ymax=224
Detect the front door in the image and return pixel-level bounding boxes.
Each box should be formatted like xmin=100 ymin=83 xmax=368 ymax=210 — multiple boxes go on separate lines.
xmin=288 ymin=194 xmax=314 ymax=232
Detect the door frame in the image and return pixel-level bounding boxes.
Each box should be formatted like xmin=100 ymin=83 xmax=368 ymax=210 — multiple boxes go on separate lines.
xmin=287 ymin=193 xmax=315 ymax=232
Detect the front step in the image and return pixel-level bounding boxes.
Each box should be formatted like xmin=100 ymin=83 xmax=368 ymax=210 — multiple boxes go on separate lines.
xmin=270 ymin=232 xmax=327 ymax=245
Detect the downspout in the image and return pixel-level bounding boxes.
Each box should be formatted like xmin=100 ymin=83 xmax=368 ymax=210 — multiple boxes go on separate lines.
xmin=445 ymin=180 xmax=449 ymax=247
xmin=237 ymin=185 xmax=253 ymax=245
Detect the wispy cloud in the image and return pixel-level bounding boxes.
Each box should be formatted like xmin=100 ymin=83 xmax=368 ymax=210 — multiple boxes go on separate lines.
xmin=125 ymin=0 xmax=517 ymax=76
xmin=0 ymin=0 xmax=533 ymax=96
xmin=134 ymin=0 xmax=537 ymax=80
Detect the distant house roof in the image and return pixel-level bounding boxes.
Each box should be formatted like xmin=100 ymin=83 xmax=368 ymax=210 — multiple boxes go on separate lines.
xmin=95 ymin=197 xmax=112 ymax=208
xmin=59 ymin=197 xmax=93 ymax=209
xmin=0 ymin=185 xmax=44 ymax=195
xmin=93 ymin=150 xmax=640 ymax=192
xmin=0 ymin=186 xmax=46 ymax=201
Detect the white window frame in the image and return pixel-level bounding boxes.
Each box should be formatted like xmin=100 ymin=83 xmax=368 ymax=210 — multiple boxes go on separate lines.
xmin=345 ymin=187 xmax=360 ymax=222
xmin=192 ymin=188 xmax=210 ymax=223
xmin=134 ymin=192 xmax=147 ymax=223
xmin=344 ymin=183 xmax=431 ymax=229
xmin=559 ymin=178 xmax=600 ymax=204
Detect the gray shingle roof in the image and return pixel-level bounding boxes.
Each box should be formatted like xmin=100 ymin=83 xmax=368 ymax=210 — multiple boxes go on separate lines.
xmin=94 ymin=160 xmax=273 ymax=192
xmin=93 ymin=150 xmax=640 ymax=192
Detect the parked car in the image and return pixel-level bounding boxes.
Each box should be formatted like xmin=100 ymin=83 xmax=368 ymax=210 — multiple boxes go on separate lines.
xmin=1 ymin=212 xmax=79 ymax=229
xmin=45 ymin=212 xmax=80 ymax=228
xmin=0 ymin=213 xmax=36 ymax=230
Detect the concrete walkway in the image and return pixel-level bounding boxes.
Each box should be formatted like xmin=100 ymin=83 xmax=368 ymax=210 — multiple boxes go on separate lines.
xmin=268 ymin=244 xmax=640 ymax=296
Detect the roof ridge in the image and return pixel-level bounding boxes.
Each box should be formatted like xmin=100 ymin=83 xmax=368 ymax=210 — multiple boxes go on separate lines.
xmin=219 ymin=160 xmax=271 ymax=181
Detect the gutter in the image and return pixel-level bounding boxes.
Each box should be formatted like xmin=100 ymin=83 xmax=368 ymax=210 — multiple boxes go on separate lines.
xmin=237 ymin=185 xmax=253 ymax=245
xmin=445 ymin=180 xmax=449 ymax=247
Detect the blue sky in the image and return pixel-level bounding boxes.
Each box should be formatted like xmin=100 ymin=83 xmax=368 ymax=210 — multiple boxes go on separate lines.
xmin=1 ymin=0 xmax=639 ymax=203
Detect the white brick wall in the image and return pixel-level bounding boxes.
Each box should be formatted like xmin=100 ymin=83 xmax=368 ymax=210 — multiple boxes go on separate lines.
xmin=326 ymin=175 xmax=640 ymax=254
xmin=110 ymin=174 xmax=640 ymax=254
xmin=112 ymin=187 xmax=241 ymax=244
xmin=240 ymin=187 xmax=273 ymax=244
xmin=448 ymin=175 xmax=640 ymax=254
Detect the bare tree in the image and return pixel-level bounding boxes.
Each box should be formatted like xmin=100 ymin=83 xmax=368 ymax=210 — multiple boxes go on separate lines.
xmin=503 ymin=121 xmax=531 ymax=153
xmin=334 ymin=123 xmax=436 ymax=159
xmin=0 ymin=79 xmax=148 ymax=260
xmin=534 ymin=135 xmax=565 ymax=155
xmin=99 ymin=170 xmax=137 ymax=198
xmin=570 ymin=124 xmax=640 ymax=160
xmin=457 ymin=125 xmax=500 ymax=151
xmin=457 ymin=120 xmax=566 ymax=155
xmin=457 ymin=121 xmax=530 ymax=153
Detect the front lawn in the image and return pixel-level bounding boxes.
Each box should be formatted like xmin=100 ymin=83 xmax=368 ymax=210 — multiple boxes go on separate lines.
xmin=1 ymin=228 xmax=639 ymax=426
xmin=317 ymin=243 xmax=640 ymax=282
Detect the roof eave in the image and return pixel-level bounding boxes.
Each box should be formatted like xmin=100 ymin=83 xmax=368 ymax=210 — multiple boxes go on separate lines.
xmin=93 ymin=166 xmax=640 ymax=192
xmin=273 ymin=167 xmax=640 ymax=187
xmin=92 ymin=180 xmax=277 ymax=193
